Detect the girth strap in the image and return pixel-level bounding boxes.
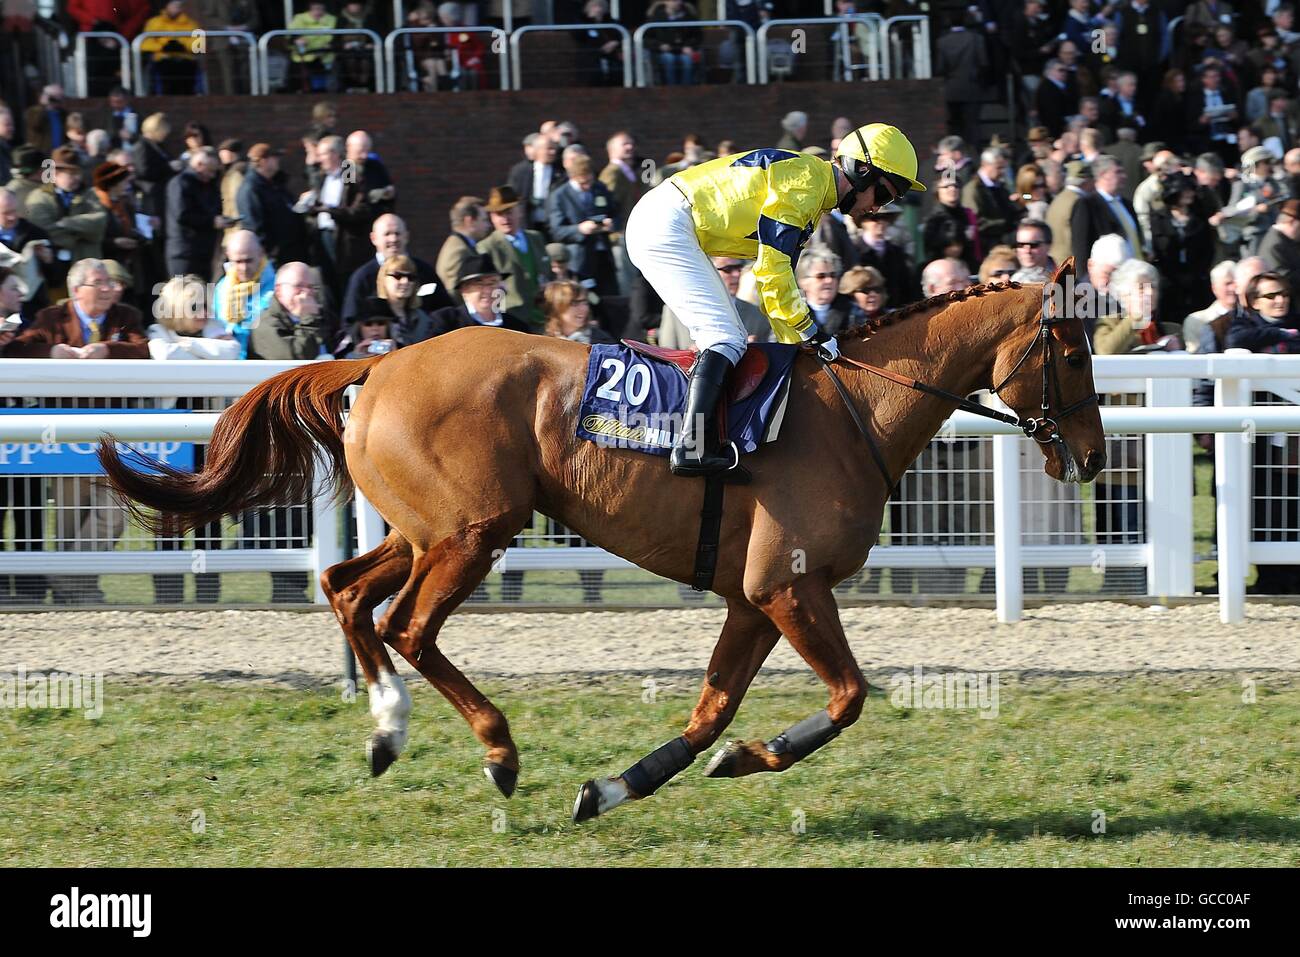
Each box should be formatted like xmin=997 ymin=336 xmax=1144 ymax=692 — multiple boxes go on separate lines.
xmin=814 ymin=353 xmax=893 ymax=486
xmin=691 ymin=472 xmax=726 ymax=592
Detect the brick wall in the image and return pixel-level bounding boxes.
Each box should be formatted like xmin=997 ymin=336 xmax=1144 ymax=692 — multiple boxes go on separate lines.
xmin=68 ymin=80 xmax=945 ymax=264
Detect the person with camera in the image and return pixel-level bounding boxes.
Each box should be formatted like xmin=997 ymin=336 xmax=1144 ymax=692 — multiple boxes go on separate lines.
xmin=546 ymin=155 xmax=621 ymax=296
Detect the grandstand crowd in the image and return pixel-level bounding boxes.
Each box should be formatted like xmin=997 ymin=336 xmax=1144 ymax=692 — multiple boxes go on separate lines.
xmin=0 ymin=0 xmax=1298 ymax=603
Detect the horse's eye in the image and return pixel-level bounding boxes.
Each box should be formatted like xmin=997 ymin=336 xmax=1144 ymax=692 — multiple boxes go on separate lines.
xmin=1065 ymin=353 xmax=1085 ymax=369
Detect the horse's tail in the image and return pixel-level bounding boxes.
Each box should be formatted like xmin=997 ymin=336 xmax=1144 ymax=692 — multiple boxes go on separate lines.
xmin=97 ymin=355 xmax=387 ymax=534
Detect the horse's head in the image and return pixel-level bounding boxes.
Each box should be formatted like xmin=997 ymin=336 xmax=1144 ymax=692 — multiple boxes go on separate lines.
xmin=990 ymin=259 xmax=1106 ymax=484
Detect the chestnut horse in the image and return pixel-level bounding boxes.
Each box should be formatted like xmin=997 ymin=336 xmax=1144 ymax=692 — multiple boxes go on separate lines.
xmin=98 ymin=261 xmax=1105 ymax=823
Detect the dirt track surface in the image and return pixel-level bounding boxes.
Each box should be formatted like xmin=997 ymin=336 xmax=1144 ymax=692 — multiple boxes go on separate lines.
xmin=1 ymin=603 xmax=1297 ymax=690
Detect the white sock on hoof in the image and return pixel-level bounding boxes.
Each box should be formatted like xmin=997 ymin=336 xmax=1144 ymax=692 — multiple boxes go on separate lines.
xmin=368 ymin=671 xmax=411 ymax=754
xmin=592 ymin=776 xmax=633 ymax=814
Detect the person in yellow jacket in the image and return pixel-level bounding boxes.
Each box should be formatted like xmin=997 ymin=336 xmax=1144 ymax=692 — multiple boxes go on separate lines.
xmin=139 ymin=1 xmax=203 ymax=94
xmin=289 ymin=2 xmax=339 ymax=70
xmin=624 ymin=123 xmax=925 ymax=479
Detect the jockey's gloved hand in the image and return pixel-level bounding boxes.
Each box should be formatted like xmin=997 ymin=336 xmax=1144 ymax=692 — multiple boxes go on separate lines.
xmin=801 ymin=324 xmax=840 ymax=362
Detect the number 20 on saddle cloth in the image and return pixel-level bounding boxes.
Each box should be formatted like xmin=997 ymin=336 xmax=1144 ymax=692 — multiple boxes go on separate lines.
xmin=576 ymin=341 xmax=799 ymax=456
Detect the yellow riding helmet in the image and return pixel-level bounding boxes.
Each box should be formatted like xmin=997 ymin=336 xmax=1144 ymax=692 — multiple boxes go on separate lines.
xmin=835 ymin=123 xmax=926 ymax=194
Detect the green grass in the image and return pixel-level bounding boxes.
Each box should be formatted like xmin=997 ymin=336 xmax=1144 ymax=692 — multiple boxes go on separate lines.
xmin=4 ymin=675 xmax=1298 ymax=866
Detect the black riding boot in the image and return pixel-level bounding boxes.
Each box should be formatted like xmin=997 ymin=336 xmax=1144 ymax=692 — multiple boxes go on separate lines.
xmin=670 ymin=349 xmax=748 ymax=481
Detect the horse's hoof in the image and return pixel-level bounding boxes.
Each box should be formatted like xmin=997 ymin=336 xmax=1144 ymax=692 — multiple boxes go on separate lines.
xmin=484 ymin=762 xmax=518 ymax=798
xmin=703 ymin=741 xmax=743 ymax=778
xmin=367 ymin=732 xmax=399 ymax=777
xmin=573 ymin=779 xmax=602 ymax=823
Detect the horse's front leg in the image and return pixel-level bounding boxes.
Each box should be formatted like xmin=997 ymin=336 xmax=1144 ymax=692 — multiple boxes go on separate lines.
xmin=703 ymin=577 xmax=867 ymax=779
xmin=572 ymin=598 xmax=780 ymax=822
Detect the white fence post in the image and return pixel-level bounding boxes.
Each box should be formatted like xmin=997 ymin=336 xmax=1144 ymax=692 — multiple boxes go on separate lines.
xmin=1145 ymin=375 xmax=1194 ymax=597
xmin=310 ymin=467 xmax=340 ymax=604
xmin=993 ymin=432 xmax=1022 ymax=622
xmin=1215 ymin=363 xmax=1251 ymax=623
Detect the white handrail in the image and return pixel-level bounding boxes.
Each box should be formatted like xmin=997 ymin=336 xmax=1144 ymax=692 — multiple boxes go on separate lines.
xmin=257 ymin=28 xmax=386 ymax=94
xmin=384 ymin=26 xmax=509 ymax=92
xmin=880 ymin=15 xmax=931 ymax=79
xmin=509 ymin=22 xmax=633 ymax=90
xmin=131 ymin=30 xmax=259 ymax=96
xmin=73 ymin=31 xmax=130 ymax=99
xmin=632 ymin=19 xmax=756 ymax=87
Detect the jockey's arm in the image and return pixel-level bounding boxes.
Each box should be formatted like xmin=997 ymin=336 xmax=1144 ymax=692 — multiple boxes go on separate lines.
xmin=751 ymin=174 xmax=820 ymax=345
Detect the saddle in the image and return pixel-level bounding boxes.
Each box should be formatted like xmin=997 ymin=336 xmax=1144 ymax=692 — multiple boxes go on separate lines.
xmin=621 ymin=339 xmax=770 ymax=404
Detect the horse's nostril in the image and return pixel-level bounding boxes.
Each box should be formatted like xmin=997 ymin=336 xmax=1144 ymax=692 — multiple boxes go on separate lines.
xmin=1084 ymin=449 xmax=1106 ymax=475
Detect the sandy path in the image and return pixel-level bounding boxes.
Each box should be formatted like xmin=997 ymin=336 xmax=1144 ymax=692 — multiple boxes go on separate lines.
xmin=1 ymin=602 xmax=1297 ymax=689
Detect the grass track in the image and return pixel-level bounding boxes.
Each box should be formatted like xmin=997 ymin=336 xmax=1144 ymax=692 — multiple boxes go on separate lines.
xmin=3 ymin=675 xmax=1298 ymax=866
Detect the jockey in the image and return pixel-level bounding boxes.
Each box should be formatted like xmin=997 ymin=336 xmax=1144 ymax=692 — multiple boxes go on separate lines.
xmin=625 ymin=123 xmax=925 ymax=480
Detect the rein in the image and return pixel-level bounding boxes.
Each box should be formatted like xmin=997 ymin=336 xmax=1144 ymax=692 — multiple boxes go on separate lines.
xmin=814 ymin=297 xmax=1099 ymax=484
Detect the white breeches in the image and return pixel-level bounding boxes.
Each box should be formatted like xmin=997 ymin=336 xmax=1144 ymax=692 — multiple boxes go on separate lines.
xmin=624 ymin=182 xmax=747 ymax=366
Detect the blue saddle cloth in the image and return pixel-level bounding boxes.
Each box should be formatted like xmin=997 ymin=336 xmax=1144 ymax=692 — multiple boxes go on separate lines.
xmin=576 ymin=343 xmax=798 ymax=457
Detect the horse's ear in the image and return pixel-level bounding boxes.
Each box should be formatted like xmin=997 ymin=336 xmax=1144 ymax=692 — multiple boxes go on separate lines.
xmin=1051 ymin=257 xmax=1075 ymax=286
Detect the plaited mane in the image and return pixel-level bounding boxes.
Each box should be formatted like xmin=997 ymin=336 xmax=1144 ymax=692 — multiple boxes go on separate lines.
xmin=841 ymin=281 xmax=1026 ymax=341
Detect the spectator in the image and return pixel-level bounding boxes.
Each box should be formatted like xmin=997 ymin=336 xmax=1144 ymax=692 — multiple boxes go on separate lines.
xmin=1184 ymin=259 xmax=1237 ymax=352
xmin=1115 ymin=0 xmax=1170 ymax=108
xmin=435 ymin=196 xmax=490 ymax=306
xmin=428 ymin=254 xmax=535 ymax=333
xmin=247 ymin=260 xmax=330 ymax=363
xmin=165 ymin=147 xmax=228 ymax=280
xmin=599 ymin=130 xmax=645 ymax=294
xmin=1011 ymin=219 xmax=1055 ymax=282
xmin=1150 ymin=171 xmax=1216 ymax=321
xmin=304 ymin=134 xmax=389 ymax=301
xmin=1100 ymin=71 xmax=1147 ymax=141
xmin=1253 ymin=90 xmax=1298 ymax=157
xmin=854 ymin=209 xmax=916 ymax=306
xmin=0 ymin=265 xmax=46 ymax=603
xmin=1247 ymin=67 xmax=1285 ymax=124
xmin=0 ymin=106 xmax=15 ymax=186
xmin=935 ymin=9 xmax=988 ymax=151
xmin=839 ymin=264 xmax=888 ymax=327
xmin=1186 ymin=63 xmax=1240 ymax=165
xmin=922 ymin=171 xmax=979 ymax=265
xmin=24 ymin=147 xmax=109 ymax=277
xmin=4 ymin=258 xmax=149 ymax=603
xmin=1047 ymin=159 xmax=1091 ymax=266
xmin=287 ymin=1 xmax=338 ymax=93
xmin=1229 ymin=271 xmax=1300 ymax=592
xmin=178 ymin=121 xmax=212 ymax=166
xmin=91 ymin=161 xmax=146 ymax=307
xmin=0 ymin=187 xmax=55 ymax=320
xmin=337 ymin=1 xmax=381 ymax=91
xmin=478 ymin=185 xmax=551 ymax=328
xmin=352 ymin=254 xmax=451 ymax=349
xmin=1013 ymin=163 xmax=1049 ymax=221
xmin=427 ymin=2 xmax=488 ymax=91
xmin=212 ymin=229 xmax=275 ymax=357
xmin=236 ymin=143 xmax=309 ymax=266
xmin=1131 ymin=146 xmax=1175 ymax=243
xmin=22 ymin=84 xmax=67 ymax=154
xmin=543 ymin=278 xmax=613 ymax=345
xmin=1219 ymin=145 xmax=1288 ymax=255
xmin=962 ymin=148 xmax=1020 ymax=255
xmin=1035 ymin=60 xmax=1078 ymax=139
xmin=546 ymin=155 xmax=620 ymax=296
xmin=1095 ymin=258 xmax=1182 ymax=353
xmin=979 ymin=245 xmax=1020 ymax=283
xmin=576 ymin=0 xmax=624 ymax=87
xmin=217 ymin=138 xmax=246 ymax=246
xmin=145 ymin=272 xmax=239 ymax=602
xmin=340 ymin=314 xmax=396 ymax=359
xmin=340 ymin=214 xmax=446 ymax=330
xmin=795 ymin=249 xmax=854 ymax=337
xmin=65 ymin=0 xmax=152 ymax=38
xmin=776 ymin=112 xmax=807 ymax=152
xmin=196 ymin=1 xmax=262 ymax=95
xmin=130 ymin=113 xmax=178 ymax=279
xmin=516 ymin=133 xmax=563 ymax=237
xmin=1258 ymin=198 xmax=1300 ymax=282
xmin=648 ymin=0 xmax=702 ymax=86
xmin=1071 ymin=154 xmax=1143 ymax=275
xmin=934 ymin=135 xmax=974 ymax=191
xmin=1061 ymin=0 xmax=1102 ymax=54
xmin=1011 ymin=0 xmax=1057 ymax=98
xmin=658 ymin=256 xmax=768 ymax=349
xmin=105 ymin=87 xmax=140 ymax=146
xmin=1149 ymin=70 xmax=1189 ymax=152
xmin=140 ymin=1 xmax=202 ymax=95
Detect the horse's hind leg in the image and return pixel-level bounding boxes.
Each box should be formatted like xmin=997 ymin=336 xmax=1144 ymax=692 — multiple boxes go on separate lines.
xmin=376 ymin=518 xmax=528 ymax=797
xmin=703 ymin=580 xmax=867 ymax=779
xmin=319 ymin=529 xmax=414 ymax=776
xmin=573 ymin=598 xmax=780 ymax=822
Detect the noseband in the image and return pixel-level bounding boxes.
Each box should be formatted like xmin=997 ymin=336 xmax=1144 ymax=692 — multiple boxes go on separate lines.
xmin=814 ymin=294 xmax=1099 ymax=484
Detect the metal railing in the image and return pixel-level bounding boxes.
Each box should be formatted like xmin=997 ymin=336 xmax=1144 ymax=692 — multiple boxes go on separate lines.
xmin=385 ymin=26 xmax=509 ymax=93
xmin=509 ymin=23 xmax=633 ymax=90
xmin=3 ymin=355 xmax=1300 ymax=624
xmin=881 ymin=15 xmax=931 ymax=79
xmin=755 ymin=16 xmax=882 ymax=84
xmin=131 ymin=30 xmax=258 ymax=96
xmin=632 ymin=19 xmax=756 ymax=87
xmin=258 ymin=28 xmax=386 ymax=95
xmin=73 ymin=32 xmax=131 ymax=99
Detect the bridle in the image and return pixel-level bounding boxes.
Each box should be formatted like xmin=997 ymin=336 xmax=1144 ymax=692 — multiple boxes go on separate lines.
xmin=813 ymin=289 xmax=1099 ymax=485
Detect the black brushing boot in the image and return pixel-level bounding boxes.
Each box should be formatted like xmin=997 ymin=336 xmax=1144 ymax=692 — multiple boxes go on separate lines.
xmin=670 ymin=349 xmax=750 ymax=482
